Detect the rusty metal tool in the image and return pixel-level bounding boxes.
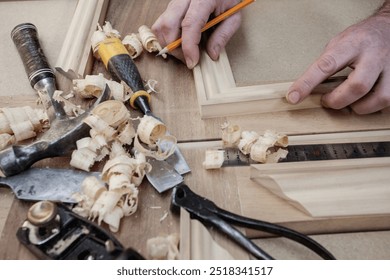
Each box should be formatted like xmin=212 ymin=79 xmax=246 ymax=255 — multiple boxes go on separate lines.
xmin=17 ymin=200 xmax=144 ymax=259
xmin=96 ymin=35 xmax=190 ymax=192
xmin=171 ymin=184 xmax=336 ymax=260
xmin=0 ymin=23 xmax=110 ymax=177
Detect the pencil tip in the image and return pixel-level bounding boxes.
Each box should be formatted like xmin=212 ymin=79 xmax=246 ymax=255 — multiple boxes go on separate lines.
xmin=157 ymin=48 xmax=168 ymax=57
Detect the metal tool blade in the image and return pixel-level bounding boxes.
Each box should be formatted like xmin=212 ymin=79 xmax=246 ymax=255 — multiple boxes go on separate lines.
xmin=0 ymin=168 xmax=101 ymax=203
xmin=146 ymin=158 xmax=184 ymax=193
xmin=160 ymin=140 xmax=191 ymax=175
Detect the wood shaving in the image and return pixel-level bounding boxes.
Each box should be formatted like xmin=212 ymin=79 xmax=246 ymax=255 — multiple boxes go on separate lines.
xmin=73 ymin=73 xmax=107 ymax=99
xmin=91 ymin=22 xmax=121 ymax=60
xmin=146 ymin=234 xmax=180 ymax=260
xmin=70 ymin=110 xmax=181 ymax=232
xmin=0 ymin=133 xmax=15 ymax=150
xmin=0 ymin=106 xmax=49 ymax=149
xmin=122 ymin=33 xmax=143 ymax=59
xmin=221 ymin=122 xmax=241 ymax=148
xmin=138 ymin=25 xmax=167 ymax=58
xmin=204 ymin=123 xmax=289 ymax=169
xmin=203 ymin=150 xmax=225 ymax=169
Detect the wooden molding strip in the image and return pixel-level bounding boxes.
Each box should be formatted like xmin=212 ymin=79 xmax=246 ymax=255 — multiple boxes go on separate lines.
xmin=55 ymin=0 xmax=109 ymax=78
xmin=250 ymin=130 xmax=390 ymax=218
xmin=193 ymin=49 xmax=341 ymax=118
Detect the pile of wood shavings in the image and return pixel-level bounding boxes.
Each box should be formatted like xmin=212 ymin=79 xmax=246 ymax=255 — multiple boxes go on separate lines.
xmin=203 ymin=122 xmax=289 ymax=169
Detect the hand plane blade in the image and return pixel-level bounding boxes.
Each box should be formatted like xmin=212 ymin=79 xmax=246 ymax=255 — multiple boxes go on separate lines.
xmin=0 ymin=168 xmax=101 ymax=203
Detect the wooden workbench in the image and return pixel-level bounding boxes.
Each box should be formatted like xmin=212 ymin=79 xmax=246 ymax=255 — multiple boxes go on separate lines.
xmin=1 ymin=0 xmax=390 ymax=260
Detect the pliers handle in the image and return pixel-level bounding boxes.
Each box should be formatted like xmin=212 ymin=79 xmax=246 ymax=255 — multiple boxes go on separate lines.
xmin=171 ymin=184 xmax=336 ymax=260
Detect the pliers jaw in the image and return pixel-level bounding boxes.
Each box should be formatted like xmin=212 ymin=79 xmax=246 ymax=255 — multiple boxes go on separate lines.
xmin=171 ymin=184 xmax=219 ymax=224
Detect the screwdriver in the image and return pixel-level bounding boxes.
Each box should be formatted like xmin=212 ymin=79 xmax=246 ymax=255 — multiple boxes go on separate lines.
xmin=96 ymin=37 xmax=153 ymax=117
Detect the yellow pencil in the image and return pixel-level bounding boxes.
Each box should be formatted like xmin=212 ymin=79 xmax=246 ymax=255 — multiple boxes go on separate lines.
xmin=157 ymin=0 xmax=255 ymax=56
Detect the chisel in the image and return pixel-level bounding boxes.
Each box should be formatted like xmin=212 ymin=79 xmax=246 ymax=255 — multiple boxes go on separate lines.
xmin=95 ymin=36 xmax=190 ymax=192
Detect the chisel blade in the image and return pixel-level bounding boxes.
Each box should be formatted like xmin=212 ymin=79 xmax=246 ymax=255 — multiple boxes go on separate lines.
xmin=146 ymin=158 xmax=184 ymax=193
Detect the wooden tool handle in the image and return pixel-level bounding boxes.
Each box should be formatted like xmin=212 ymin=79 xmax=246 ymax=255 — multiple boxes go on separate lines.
xmin=11 ymin=23 xmax=55 ymax=88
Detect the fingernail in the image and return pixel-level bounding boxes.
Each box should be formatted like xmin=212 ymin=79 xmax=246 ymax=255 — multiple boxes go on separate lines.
xmin=212 ymin=45 xmax=221 ymax=60
xmin=287 ymin=91 xmax=300 ymax=104
xmin=186 ymin=57 xmax=195 ymax=69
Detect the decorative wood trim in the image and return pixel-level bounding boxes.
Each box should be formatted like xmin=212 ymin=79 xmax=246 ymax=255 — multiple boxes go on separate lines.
xmin=193 ymin=49 xmax=344 ymax=119
xmin=55 ymin=0 xmax=109 ymax=78
xmin=250 ymin=130 xmax=390 ymax=218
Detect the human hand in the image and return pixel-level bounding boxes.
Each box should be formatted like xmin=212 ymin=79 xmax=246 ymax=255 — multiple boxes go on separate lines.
xmin=152 ymin=0 xmax=242 ymax=69
xmin=286 ymin=13 xmax=390 ymax=114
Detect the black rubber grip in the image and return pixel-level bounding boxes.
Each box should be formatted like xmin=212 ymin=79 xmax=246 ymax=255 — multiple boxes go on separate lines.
xmin=107 ymin=54 xmax=152 ymax=115
xmin=11 ymin=23 xmax=55 ymax=87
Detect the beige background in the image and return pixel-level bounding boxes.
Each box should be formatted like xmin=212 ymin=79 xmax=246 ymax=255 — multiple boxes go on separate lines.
xmin=0 ymin=0 xmax=77 ymax=97
xmin=226 ymin=0 xmax=384 ymax=86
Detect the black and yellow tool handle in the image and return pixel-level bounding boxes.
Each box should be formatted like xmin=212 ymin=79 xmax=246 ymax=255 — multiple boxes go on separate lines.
xmin=97 ymin=37 xmax=152 ymax=115
xmin=11 ymin=23 xmax=55 ymax=87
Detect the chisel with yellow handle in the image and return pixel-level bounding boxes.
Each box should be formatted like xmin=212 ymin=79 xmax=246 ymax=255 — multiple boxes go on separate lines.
xmin=95 ymin=36 xmax=191 ymax=191
xmin=97 ymin=37 xmax=153 ymax=117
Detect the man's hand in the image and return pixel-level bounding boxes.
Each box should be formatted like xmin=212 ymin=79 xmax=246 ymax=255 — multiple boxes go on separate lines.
xmin=152 ymin=0 xmax=242 ymax=69
xmin=287 ymin=6 xmax=390 ymax=114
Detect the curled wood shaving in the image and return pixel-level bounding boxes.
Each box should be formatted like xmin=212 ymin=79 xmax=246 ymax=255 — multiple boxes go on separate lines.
xmin=238 ymin=131 xmax=260 ymax=155
xmin=0 ymin=133 xmax=15 ymax=151
xmin=0 ymin=106 xmax=49 ymax=147
xmin=91 ymin=22 xmax=121 ymax=59
xmin=134 ymin=133 xmax=176 ymax=161
xmin=73 ymin=73 xmax=107 ymax=99
xmin=122 ymin=33 xmax=143 ymax=59
xmin=70 ymin=147 xmax=98 ymax=172
xmin=221 ymin=122 xmax=241 ymax=148
xmin=144 ymin=79 xmax=159 ymax=94
xmin=249 ymin=130 xmax=288 ymax=163
xmin=146 ymin=234 xmax=180 ymax=260
xmin=73 ymin=73 xmax=126 ymax=101
xmin=91 ymin=100 xmax=130 ymax=128
xmin=204 ymin=123 xmax=289 ymax=169
xmin=138 ymin=25 xmax=167 ymax=59
xmin=137 ymin=115 xmax=166 ymax=146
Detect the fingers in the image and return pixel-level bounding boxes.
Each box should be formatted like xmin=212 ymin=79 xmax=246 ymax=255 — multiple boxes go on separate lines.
xmin=321 ymin=56 xmax=382 ymax=110
xmin=286 ymin=45 xmax=355 ymax=104
xmin=181 ymin=0 xmax=216 ymax=68
xmin=350 ymin=72 xmax=390 ymax=114
xmin=206 ymin=12 xmax=242 ymax=60
xmin=151 ymin=0 xmax=191 ymax=62
xmin=152 ymin=0 xmax=242 ymax=69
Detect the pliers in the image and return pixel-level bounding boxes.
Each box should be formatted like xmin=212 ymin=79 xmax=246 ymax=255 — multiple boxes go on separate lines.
xmin=171 ymin=184 xmax=336 ymax=260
